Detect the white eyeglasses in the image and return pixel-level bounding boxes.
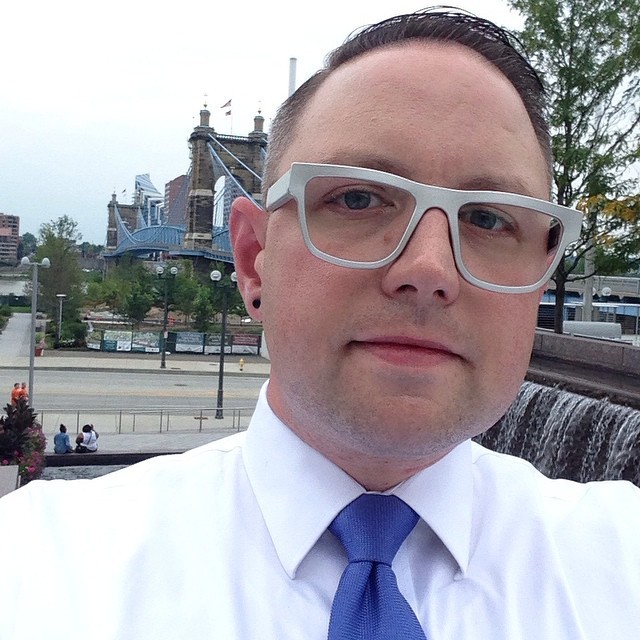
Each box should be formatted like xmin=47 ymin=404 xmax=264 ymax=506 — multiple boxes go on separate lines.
xmin=265 ymin=163 xmax=583 ymax=294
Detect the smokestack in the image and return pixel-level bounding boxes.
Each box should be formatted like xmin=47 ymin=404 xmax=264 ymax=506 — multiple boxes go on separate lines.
xmin=288 ymin=57 xmax=297 ymax=97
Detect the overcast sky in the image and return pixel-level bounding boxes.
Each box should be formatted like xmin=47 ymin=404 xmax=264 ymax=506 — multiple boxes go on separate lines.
xmin=0 ymin=0 xmax=522 ymax=244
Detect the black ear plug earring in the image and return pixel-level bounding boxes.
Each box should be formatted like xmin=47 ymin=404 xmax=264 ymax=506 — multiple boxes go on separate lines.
xmin=252 ymin=299 xmax=261 ymax=309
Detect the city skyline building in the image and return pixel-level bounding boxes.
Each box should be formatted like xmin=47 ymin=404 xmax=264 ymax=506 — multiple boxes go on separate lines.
xmin=0 ymin=213 xmax=20 ymax=265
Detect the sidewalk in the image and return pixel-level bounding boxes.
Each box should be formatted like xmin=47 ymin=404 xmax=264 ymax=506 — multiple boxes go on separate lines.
xmin=0 ymin=347 xmax=272 ymax=377
xmin=0 ymin=315 xmax=271 ymax=377
xmin=48 ymin=427 xmax=244 ymax=457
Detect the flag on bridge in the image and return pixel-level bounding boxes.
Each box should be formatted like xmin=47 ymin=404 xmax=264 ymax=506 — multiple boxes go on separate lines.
xmin=220 ymin=99 xmax=231 ymax=109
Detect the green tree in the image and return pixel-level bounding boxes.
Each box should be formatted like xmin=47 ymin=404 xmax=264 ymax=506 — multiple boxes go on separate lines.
xmin=121 ymin=282 xmax=154 ymax=326
xmin=508 ymin=0 xmax=640 ymax=331
xmin=579 ymin=194 xmax=640 ymax=273
xmin=18 ymin=232 xmax=37 ymax=259
xmin=192 ymin=288 xmax=214 ymax=333
xmin=98 ymin=257 xmax=155 ymax=321
xmin=39 ymin=215 xmax=82 ymax=245
xmin=206 ymin=262 xmax=246 ymax=320
xmin=173 ymin=275 xmax=202 ymax=326
xmin=34 ymin=215 xmax=84 ymax=331
xmin=78 ymin=242 xmax=104 ymax=258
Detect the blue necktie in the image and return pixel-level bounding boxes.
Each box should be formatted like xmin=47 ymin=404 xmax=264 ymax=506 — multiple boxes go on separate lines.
xmin=328 ymin=494 xmax=427 ymax=640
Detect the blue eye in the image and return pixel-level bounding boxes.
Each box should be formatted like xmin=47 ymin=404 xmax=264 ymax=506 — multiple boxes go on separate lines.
xmin=339 ymin=190 xmax=381 ymax=210
xmin=459 ymin=206 xmax=513 ymax=232
xmin=469 ymin=210 xmax=503 ymax=230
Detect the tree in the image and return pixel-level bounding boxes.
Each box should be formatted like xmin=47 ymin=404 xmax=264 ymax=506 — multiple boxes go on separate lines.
xmin=34 ymin=215 xmax=84 ymax=328
xmin=120 ymin=282 xmax=154 ymax=326
xmin=18 ymin=232 xmax=37 ymax=259
xmin=507 ymin=0 xmax=640 ymax=331
xmin=78 ymin=242 xmax=104 ymax=258
xmin=172 ymin=276 xmax=201 ymax=326
xmin=192 ymin=288 xmax=214 ymax=333
xmin=97 ymin=257 xmax=155 ymax=321
xmin=39 ymin=215 xmax=82 ymax=245
xmin=578 ymin=194 xmax=640 ymax=274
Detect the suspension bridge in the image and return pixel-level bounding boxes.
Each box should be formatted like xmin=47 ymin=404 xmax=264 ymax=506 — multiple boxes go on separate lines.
xmin=103 ymin=107 xmax=267 ymax=267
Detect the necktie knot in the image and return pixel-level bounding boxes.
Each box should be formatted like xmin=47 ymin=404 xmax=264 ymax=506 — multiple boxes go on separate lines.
xmin=327 ymin=494 xmax=427 ymax=639
xmin=330 ymin=494 xmax=419 ymax=566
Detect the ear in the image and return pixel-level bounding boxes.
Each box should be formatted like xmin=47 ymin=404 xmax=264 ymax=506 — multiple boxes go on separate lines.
xmin=230 ymin=196 xmax=267 ymax=320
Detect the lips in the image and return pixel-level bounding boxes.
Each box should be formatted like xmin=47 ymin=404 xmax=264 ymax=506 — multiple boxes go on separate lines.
xmin=350 ymin=336 xmax=462 ymax=368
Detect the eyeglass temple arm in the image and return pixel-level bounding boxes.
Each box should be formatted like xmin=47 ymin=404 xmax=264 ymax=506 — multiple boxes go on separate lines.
xmin=265 ymin=170 xmax=294 ymax=211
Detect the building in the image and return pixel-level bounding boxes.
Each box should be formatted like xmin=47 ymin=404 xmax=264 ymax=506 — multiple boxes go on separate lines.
xmin=0 ymin=213 xmax=19 ymax=265
xmin=164 ymin=174 xmax=188 ymax=226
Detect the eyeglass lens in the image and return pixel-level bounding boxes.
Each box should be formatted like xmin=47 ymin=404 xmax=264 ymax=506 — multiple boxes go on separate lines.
xmin=303 ymin=176 xmax=563 ymax=287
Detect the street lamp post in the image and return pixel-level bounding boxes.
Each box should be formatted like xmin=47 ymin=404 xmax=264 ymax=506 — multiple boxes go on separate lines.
xmin=156 ymin=265 xmax=179 ymax=369
xmin=56 ymin=293 xmax=67 ymax=345
xmin=20 ymin=256 xmax=51 ymax=407
xmin=210 ymin=269 xmax=237 ymax=419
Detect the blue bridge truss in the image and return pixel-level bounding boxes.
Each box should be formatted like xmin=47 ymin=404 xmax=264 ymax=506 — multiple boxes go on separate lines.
xmin=104 ymin=134 xmax=264 ymax=264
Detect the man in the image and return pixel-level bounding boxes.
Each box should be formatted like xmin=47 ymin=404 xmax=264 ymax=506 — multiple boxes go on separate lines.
xmin=9 ymin=382 xmax=20 ymax=405
xmin=0 ymin=9 xmax=638 ymax=640
xmin=53 ymin=424 xmax=73 ymax=454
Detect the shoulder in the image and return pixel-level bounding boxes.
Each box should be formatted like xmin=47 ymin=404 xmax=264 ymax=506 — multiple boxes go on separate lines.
xmin=0 ymin=432 xmax=248 ymax=530
xmin=470 ymin=441 xmax=640 ymax=540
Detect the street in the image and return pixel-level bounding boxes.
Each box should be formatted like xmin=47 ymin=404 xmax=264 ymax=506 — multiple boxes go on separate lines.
xmin=0 ymin=368 xmax=263 ymax=411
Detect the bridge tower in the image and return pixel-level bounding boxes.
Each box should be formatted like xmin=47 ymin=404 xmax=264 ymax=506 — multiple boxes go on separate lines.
xmin=184 ymin=106 xmax=267 ymax=257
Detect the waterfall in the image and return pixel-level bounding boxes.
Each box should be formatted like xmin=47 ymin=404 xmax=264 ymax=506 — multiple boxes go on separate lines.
xmin=476 ymin=381 xmax=640 ymax=486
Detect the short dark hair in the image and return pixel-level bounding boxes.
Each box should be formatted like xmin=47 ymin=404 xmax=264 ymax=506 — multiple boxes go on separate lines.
xmin=263 ymin=8 xmax=550 ymax=195
xmin=59 ymin=424 xmax=67 ymax=433
xmin=82 ymin=424 xmax=92 ymax=433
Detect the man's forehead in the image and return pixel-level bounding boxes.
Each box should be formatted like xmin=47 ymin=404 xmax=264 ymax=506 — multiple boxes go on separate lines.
xmin=273 ymin=41 xmax=548 ymax=197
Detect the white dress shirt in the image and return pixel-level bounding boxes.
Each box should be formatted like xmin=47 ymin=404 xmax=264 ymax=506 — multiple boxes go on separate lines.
xmin=0 ymin=382 xmax=639 ymax=639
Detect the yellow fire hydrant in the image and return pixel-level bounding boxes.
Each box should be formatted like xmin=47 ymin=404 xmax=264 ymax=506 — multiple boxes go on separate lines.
xmin=239 ymin=358 xmax=245 ymax=372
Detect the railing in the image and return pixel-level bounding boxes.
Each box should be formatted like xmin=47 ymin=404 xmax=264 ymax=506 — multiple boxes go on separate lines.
xmin=38 ymin=405 xmax=256 ymax=436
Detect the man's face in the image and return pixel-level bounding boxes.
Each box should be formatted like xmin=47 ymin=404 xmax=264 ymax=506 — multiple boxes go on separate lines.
xmin=232 ymin=42 xmax=549 ymax=486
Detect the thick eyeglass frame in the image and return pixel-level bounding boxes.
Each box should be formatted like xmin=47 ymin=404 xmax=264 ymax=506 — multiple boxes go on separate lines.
xmin=265 ymin=163 xmax=583 ymax=294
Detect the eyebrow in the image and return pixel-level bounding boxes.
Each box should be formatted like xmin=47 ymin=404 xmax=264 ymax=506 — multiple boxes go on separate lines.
xmin=315 ymin=153 xmax=414 ymax=180
xmin=455 ymin=176 xmax=543 ymax=199
xmin=311 ymin=153 xmax=543 ymax=199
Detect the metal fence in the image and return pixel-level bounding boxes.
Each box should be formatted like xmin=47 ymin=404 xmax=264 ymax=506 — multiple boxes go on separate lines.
xmin=38 ymin=405 xmax=256 ymax=436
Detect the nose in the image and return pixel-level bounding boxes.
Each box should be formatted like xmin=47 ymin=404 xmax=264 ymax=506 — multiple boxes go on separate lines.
xmin=380 ymin=208 xmax=460 ymax=304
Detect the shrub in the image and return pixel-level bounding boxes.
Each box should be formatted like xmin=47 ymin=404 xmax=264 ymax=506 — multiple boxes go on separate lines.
xmin=0 ymin=400 xmax=46 ymax=484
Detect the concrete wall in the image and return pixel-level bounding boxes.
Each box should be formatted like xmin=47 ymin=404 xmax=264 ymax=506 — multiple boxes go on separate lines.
xmin=533 ymin=330 xmax=640 ymax=377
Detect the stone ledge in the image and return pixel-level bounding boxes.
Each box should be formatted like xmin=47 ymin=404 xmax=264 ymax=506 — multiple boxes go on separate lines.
xmin=533 ymin=330 xmax=639 ymax=377
xmin=45 ymin=451 xmax=181 ymax=467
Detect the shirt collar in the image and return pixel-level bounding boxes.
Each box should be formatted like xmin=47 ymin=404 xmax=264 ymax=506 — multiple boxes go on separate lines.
xmin=243 ymin=382 xmax=472 ymax=577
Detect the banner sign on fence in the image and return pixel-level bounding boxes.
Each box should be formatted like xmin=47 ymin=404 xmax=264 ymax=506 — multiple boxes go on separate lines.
xmin=175 ymin=331 xmax=205 ymax=353
xmin=132 ymin=331 xmax=161 ymax=353
xmin=86 ymin=329 xmax=102 ymax=351
xmin=231 ymin=333 xmax=261 ymax=355
xmin=204 ymin=333 xmax=232 ymax=355
xmin=103 ymin=329 xmax=133 ymax=352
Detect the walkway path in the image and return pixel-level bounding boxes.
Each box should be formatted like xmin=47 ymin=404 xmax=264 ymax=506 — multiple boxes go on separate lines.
xmin=0 ymin=312 xmax=30 ymax=360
